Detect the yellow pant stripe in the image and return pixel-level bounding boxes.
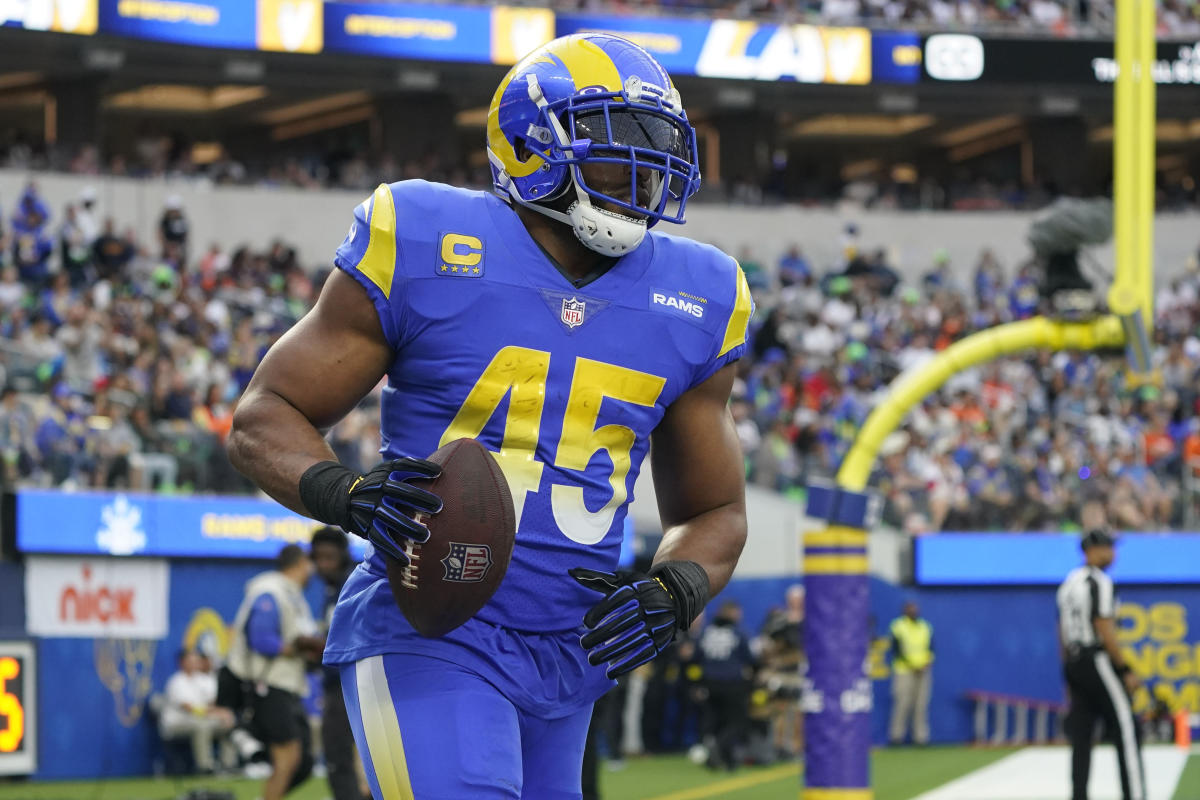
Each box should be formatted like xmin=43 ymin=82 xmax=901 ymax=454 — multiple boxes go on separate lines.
xmin=356 ymin=655 xmax=415 ymax=800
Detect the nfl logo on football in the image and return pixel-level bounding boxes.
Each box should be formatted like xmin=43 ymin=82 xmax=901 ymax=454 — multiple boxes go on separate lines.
xmin=442 ymin=542 xmax=493 ymax=583
xmin=561 ymin=297 xmax=586 ymax=328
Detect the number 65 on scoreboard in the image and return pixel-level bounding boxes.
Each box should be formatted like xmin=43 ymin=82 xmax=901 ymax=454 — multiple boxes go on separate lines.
xmin=0 ymin=641 xmax=35 ymax=776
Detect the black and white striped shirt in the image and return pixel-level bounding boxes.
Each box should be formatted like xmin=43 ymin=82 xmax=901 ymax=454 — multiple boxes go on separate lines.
xmin=1056 ymin=566 xmax=1115 ymax=648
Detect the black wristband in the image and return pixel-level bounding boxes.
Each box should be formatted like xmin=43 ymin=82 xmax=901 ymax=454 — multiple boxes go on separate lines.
xmin=1116 ymin=662 xmax=1132 ymax=676
xmin=298 ymin=461 xmax=356 ymax=529
xmin=649 ymin=561 xmax=710 ymax=631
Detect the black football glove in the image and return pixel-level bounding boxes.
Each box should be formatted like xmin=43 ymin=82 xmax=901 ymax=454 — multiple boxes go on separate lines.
xmin=299 ymin=458 xmax=442 ymax=563
xmin=571 ymin=568 xmax=677 ymax=679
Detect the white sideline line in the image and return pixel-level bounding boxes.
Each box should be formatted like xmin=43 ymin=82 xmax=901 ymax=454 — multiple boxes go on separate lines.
xmin=910 ymin=745 xmax=1188 ymax=800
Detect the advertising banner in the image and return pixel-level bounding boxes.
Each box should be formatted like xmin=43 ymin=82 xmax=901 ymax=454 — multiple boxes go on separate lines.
xmin=915 ymin=532 xmax=1200 ymax=585
xmin=557 ymin=17 xmax=876 ymax=83
xmin=0 ymin=0 xmax=97 ymax=34
xmin=922 ymin=34 xmax=1200 ymax=85
xmin=98 ymin=0 xmax=256 ymax=49
xmin=871 ymin=29 xmax=922 ymax=84
xmin=554 ymin=14 xmax=710 ymax=75
xmin=0 ymin=641 xmax=35 ymax=777
xmin=694 ymin=20 xmax=871 ymax=83
xmin=257 ymin=0 xmax=322 ymax=54
xmin=323 ymin=2 xmax=551 ymax=65
xmin=15 ymin=489 xmax=348 ymax=560
xmin=24 ymin=556 xmax=169 ymax=639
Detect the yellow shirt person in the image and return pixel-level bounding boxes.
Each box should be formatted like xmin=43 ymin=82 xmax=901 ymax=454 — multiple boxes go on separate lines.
xmin=889 ymin=602 xmax=934 ymax=745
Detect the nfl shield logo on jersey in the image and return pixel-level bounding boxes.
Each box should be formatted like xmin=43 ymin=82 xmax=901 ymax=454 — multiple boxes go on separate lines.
xmin=561 ymin=297 xmax=586 ymax=328
xmin=442 ymin=542 xmax=493 ymax=583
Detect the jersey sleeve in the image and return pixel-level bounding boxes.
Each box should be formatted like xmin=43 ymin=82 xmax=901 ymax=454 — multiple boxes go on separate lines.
xmin=1091 ymin=573 xmax=1115 ymax=618
xmin=333 ymin=182 xmax=406 ymax=351
xmin=692 ymin=259 xmax=753 ymax=387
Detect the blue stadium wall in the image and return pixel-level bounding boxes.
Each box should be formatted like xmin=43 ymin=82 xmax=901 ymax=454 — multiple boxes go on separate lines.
xmin=716 ymin=576 xmax=1200 ymax=747
xmin=21 ymin=560 xmax=324 ymax=779
xmin=9 ymin=570 xmax=1196 ymax=778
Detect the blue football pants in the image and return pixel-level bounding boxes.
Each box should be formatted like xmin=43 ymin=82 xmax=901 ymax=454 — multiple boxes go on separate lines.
xmin=340 ymin=652 xmax=593 ymax=799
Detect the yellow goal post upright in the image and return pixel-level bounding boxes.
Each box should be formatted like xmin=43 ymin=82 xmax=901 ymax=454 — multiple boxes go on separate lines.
xmin=800 ymin=4 xmax=1155 ymax=796
xmin=1109 ymin=0 xmax=1157 ymax=373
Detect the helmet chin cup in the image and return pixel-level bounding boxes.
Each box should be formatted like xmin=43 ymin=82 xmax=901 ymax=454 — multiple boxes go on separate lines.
xmin=568 ymin=200 xmax=646 ymax=257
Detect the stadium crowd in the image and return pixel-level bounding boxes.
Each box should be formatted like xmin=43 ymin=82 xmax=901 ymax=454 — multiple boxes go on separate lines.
xmin=1 ymin=180 xmax=1199 ymax=534
xmin=0 ymin=180 xmax=380 ymax=497
xmin=735 ymin=230 xmax=1200 ymax=533
xmin=560 ymin=0 xmax=1200 ymax=36
xmin=352 ymin=0 xmax=1200 ymax=35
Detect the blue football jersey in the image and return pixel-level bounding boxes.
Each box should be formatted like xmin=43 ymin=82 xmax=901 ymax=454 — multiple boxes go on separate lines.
xmin=323 ymin=181 xmax=750 ymax=709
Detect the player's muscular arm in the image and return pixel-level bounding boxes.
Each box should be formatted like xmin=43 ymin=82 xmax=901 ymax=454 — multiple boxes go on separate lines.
xmin=227 ymin=269 xmax=393 ymax=515
xmin=571 ymin=363 xmax=745 ymax=679
xmin=650 ymin=362 xmax=748 ymax=596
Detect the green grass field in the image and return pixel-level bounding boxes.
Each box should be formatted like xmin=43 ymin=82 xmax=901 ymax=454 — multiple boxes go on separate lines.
xmin=1 ymin=748 xmax=1197 ymax=800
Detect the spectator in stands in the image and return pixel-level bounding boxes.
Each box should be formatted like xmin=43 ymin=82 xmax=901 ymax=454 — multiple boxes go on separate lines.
xmin=777 ymin=245 xmax=811 ymax=287
xmin=17 ymin=312 xmax=61 ymax=366
xmin=56 ymin=303 xmax=103 ymax=394
xmin=0 ymin=386 xmax=35 ymax=487
xmin=35 ymin=383 xmax=87 ymax=486
xmin=1115 ymin=443 xmax=1173 ymax=527
xmin=0 ymin=266 xmax=22 ymax=312
xmin=59 ymin=204 xmax=93 ymax=288
xmin=159 ymin=194 xmax=190 ymax=266
xmin=160 ymin=649 xmax=236 ymax=775
xmin=738 ymin=246 xmax=768 ymax=289
xmin=75 ymin=186 xmax=100 ymax=244
xmin=967 ymin=444 xmax=1017 ymax=529
xmin=91 ymin=218 xmax=135 ymax=279
xmin=92 ymin=397 xmax=141 ymax=489
xmin=225 ymin=544 xmax=323 ymax=800
xmin=888 ymin=601 xmax=934 ymax=746
xmin=11 ymin=183 xmax=52 ymax=285
xmin=698 ymin=601 xmax=756 ymax=770
xmin=1017 ymin=444 xmax=1069 ymax=530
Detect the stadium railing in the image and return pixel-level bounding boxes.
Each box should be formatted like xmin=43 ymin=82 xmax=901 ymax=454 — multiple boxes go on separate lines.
xmin=966 ymin=689 xmax=1068 ymax=747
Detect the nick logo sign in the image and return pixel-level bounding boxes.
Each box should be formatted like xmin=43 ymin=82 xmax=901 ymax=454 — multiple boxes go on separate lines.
xmin=25 ymin=557 xmax=169 ymax=639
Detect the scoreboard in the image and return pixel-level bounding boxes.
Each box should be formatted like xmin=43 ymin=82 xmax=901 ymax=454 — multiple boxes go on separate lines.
xmin=0 ymin=641 xmax=35 ymax=776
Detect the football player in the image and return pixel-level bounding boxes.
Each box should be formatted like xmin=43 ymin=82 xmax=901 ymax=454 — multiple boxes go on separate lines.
xmin=228 ymin=33 xmax=750 ymax=799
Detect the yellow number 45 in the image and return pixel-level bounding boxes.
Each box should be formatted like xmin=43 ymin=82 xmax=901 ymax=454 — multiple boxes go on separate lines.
xmin=440 ymin=346 xmax=665 ymax=544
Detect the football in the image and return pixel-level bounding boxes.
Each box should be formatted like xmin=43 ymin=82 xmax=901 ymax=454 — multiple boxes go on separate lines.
xmin=384 ymin=438 xmax=516 ymax=638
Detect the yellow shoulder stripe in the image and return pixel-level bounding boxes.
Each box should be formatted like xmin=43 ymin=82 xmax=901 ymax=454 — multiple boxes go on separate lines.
xmin=718 ymin=263 xmax=752 ymax=357
xmin=358 ymin=183 xmax=398 ymax=300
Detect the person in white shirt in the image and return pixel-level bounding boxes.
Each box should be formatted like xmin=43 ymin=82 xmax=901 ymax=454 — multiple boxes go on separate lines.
xmin=160 ymin=650 xmax=235 ymax=773
xmin=75 ymin=187 xmax=100 ymax=246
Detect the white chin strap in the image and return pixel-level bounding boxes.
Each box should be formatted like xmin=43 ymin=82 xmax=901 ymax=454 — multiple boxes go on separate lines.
xmin=501 ymin=74 xmax=648 ymax=258
xmin=499 ymin=171 xmax=646 ymax=258
xmin=563 ymin=186 xmax=647 ymax=257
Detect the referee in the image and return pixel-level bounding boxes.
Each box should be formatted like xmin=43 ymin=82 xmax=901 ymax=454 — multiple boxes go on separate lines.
xmin=1056 ymin=528 xmax=1145 ymax=800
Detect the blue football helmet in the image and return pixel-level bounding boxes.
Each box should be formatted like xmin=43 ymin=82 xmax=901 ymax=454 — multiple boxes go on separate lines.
xmin=487 ymin=33 xmax=701 ymax=256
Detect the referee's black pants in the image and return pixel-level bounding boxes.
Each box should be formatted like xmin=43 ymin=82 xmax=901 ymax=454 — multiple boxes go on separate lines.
xmin=1064 ymin=650 xmax=1146 ymax=800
